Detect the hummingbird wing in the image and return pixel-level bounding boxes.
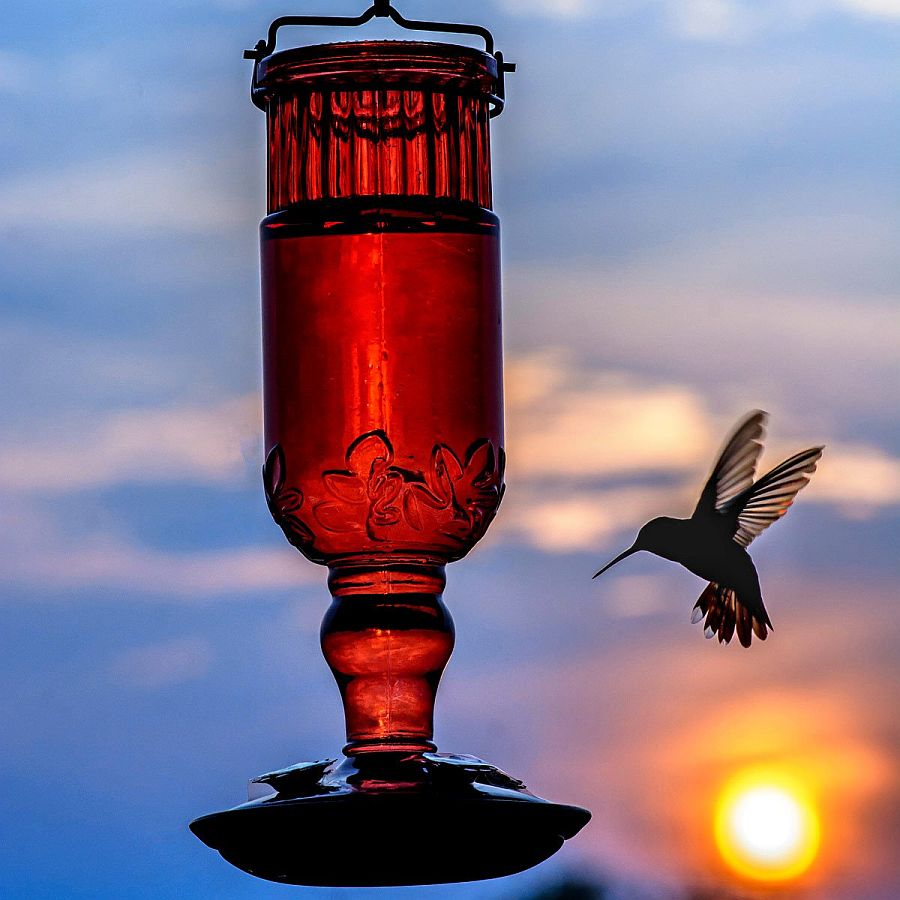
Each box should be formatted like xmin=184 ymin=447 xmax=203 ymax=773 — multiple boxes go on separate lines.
xmin=729 ymin=446 xmax=824 ymax=547
xmin=693 ymin=410 xmax=767 ymax=518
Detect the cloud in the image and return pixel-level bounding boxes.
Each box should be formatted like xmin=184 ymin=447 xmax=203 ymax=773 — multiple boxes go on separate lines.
xmin=670 ymin=0 xmax=756 ymax=40
xmin=502 ymin=352 xmax=900 ymax=551
xmin=507 ymin=351 xmax=714 ymax=479
xmin=497 ymin=0 xmax=900 ymax=30
xmin=0 ymin=151 xmax=251 ymax=234
xmin=505 ymin=263 xmax=900 ymax=426
xmin=499 ymin=484 xmax=677 ymax=551
xmin=836 ymin=0 xmax=900 ymax=17
xmin=809 ymin=443 xmax=900 ymax=515
xmin=0 ymin=497 xmax=316 ymax=599
xmin=496 ymin=0 xmax=626 ymax=17
xmin=109 ymin=637 xmax=214 ymax=688
xmin=0 ymin=394 xmax=260 ymax=492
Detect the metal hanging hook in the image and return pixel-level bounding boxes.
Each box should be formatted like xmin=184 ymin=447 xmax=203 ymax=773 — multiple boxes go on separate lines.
xmin=244 ymin=0 xmax=515 ymax=116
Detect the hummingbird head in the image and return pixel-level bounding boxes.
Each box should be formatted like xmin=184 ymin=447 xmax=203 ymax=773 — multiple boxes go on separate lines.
xmin=592 ymin=517 xmax=678 ymax=579
xmin=634 ymin=516 xmax=677 ymax=555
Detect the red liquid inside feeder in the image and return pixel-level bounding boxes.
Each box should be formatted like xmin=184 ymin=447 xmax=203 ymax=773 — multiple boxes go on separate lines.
xmin=262 ymin=223 xmax=503 ymax=567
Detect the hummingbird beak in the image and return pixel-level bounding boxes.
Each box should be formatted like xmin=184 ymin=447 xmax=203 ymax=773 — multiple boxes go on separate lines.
xmin=592 ymin=544 xmax=638 ymax=579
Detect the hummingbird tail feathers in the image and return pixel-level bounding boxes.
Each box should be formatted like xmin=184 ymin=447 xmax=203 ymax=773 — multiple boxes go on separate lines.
xmin=692 ymin=581 xmax=770 ymax=648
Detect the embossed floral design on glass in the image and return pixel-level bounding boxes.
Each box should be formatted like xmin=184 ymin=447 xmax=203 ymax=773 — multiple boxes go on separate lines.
xmin=190 ymin=6 xmax=589 ymax=888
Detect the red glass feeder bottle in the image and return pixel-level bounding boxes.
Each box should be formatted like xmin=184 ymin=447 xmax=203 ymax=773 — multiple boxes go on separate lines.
xmin=190 ymin=2 xmax=590 ymax=886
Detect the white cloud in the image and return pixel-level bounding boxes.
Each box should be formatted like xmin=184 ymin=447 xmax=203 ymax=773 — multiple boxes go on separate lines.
xmin=808 ymin=443 xmax=900 ymax=515
xmin=496 ymin=0 xmax=633 ymax=17
xmin=507 ymin=351 xmax=714 ymax=479
xmin=0 ymin=394 xmax=260 ymax=492
xmin=501 ymin=352 xmax=900 ymax=552
xmin=837 ymin=0 xmax=900 ymax=17
xmin=500 ymin=484 xmax=681 ymax=551
xmin=47 ymin=539 xmax=315 ymax=597
xmin=109 ymin=637 xmax=213 ymax=688
xmin=507 ymin=494 xmax=617 ymax=551
xmin=0 ymin=498 xmax=316 ymax=598
xmin=0 ymin=151 xmax=250 ymax=233
xmin=667 ymin=0 xmax=827 ymax=40
xmin=671 ymin=0 xmax=753 ymax=39
xmin=506 ymin=262 xmax=900 ymax=426
xmin=496 ymin=0 xmax=900 ymax=33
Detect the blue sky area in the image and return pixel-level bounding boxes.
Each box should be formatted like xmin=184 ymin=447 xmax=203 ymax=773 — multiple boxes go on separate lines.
xmin=2 ymin=2 xmax=899 ymax=898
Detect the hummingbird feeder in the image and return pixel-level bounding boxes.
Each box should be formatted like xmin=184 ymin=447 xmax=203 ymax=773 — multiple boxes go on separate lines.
xmin=189 ymin=1 xmax=590 ymax=886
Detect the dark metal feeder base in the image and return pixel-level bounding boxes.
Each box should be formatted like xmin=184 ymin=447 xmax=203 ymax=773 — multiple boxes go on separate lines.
xmin=190 ymin=753 xmax=591 ymax=887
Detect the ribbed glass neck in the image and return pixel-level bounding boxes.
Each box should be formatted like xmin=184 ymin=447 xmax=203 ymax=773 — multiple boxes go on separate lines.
xmin=257 ymin=41 xmax=496 ymax=213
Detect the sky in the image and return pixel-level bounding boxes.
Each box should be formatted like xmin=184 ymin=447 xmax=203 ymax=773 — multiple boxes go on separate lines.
xmin=1 ymin=1 xmax=899 ymax=898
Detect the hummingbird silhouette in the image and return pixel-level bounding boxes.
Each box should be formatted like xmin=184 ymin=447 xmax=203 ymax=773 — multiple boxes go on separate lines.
xmin=593 ymin=410 xmax=823 ymax=647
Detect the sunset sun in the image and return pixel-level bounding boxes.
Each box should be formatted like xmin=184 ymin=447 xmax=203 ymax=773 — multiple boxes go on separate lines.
xmin=715 ymin=772 xmax=821 ymax=883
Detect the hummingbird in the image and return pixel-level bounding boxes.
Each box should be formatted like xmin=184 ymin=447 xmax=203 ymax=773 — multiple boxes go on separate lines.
xmin=592 ymin=410 xmax=823 ymax=647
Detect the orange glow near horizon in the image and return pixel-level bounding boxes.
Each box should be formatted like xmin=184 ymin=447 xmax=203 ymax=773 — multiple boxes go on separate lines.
xmin=714 ymin=769 xmax=821 ymax=883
